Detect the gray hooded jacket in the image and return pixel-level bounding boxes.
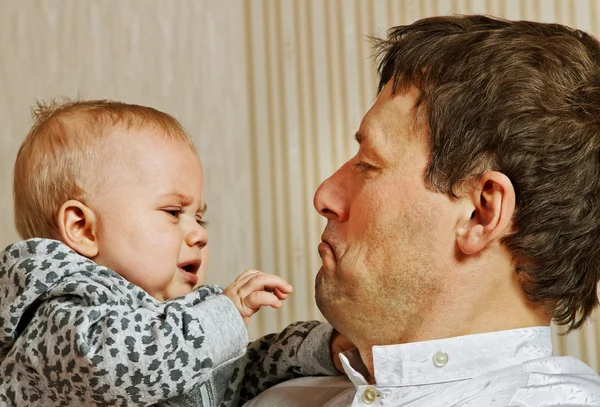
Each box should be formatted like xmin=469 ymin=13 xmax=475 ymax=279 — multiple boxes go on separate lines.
xmin=0 ymin=239 xmax=338 ymax=406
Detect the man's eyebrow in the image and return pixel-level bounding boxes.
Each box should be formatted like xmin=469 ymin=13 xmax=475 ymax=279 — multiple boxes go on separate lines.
xmin=354 ymin=132 xmax=364 ymax=144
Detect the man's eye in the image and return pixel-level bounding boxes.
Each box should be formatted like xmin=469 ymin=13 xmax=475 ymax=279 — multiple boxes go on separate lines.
xmin=354 ymin=162 xmax=373 ymax=173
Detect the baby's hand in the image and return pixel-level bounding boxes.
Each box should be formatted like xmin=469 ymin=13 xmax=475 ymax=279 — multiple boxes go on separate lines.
xmin=330 ymin=330 xmax=355 ymax=372
xmin=222 ymin=269 xmax=293 ymax=325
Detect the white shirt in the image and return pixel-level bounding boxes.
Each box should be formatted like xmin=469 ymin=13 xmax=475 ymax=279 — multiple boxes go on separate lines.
xmin=244 ymin=327 xmax=600 ymax=406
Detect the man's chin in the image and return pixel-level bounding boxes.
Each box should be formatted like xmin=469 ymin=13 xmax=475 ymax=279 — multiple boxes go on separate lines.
xmin=317 ymin=256 xmax=338 ymax=277
xmin=315 ymin=270 xmax=337 ymax=318
xmin=314 ymin=270 xmax=326 ymax=304
xmin=315 ymin=292 xmax=329 ymax=321
xmin=315 ymin=266 xmax=333 ymax=292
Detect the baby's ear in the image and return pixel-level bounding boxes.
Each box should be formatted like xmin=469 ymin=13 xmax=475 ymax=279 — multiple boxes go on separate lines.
xmin=57 ymin=200 xmax=99 ymax=258
xmin=456 ymin=171 xmax=516 ymax=255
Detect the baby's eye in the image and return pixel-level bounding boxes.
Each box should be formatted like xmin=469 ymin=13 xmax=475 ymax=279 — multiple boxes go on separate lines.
xmin=196 ymin=217 xmax=208 ymax=228
xmin=164 ymin=208 xmax=182 ymax=218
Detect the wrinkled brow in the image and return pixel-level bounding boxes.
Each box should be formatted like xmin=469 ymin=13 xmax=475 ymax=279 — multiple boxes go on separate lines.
xmin=162 ymin=191 xmax=193 ymax=205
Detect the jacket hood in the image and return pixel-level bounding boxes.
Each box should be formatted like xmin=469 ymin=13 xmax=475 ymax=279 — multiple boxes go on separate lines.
xmin=0 ymin=238 xmax=119 ymax=360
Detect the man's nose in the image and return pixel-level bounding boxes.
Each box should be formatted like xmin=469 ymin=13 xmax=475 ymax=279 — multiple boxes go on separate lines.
xmin=184 ymin=218 xmax=208 ymax=249
xmin=313 ymin=170 xmax=349 ymax=222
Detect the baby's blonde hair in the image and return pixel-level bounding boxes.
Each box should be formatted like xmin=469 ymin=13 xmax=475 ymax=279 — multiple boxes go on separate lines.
xmin=14 ymin=99 xmax=195 ymax=240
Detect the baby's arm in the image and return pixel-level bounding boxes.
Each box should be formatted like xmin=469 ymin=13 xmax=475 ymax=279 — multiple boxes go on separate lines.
xmin=0 ymin=239 xmax=284 ymax=406
xmin=221 ymin=320 xmax=345 ymax=406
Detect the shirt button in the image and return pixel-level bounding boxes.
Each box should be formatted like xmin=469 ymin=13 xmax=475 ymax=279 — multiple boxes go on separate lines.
xmin=361 ymin=386 xmax=377 ymax=404
xmin=433 ymin=351 xmax=449 ymax=367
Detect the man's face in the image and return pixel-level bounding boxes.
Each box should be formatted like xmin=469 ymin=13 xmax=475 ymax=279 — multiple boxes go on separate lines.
xmin=313 ymin=83 xmax=461 ymax=344
xmin=89 ymin=129 xmax=208 ymax=301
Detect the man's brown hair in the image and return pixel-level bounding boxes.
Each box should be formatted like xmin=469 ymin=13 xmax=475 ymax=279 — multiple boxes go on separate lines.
xmin=374 ymin=15 xmax=600 ymax=330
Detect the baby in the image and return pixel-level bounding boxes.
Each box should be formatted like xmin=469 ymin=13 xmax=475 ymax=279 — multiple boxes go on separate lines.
xmin=0 ymin=100 xmax=344 ymax=406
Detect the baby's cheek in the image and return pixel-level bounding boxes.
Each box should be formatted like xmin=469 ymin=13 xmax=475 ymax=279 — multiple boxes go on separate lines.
xmin=194 ymin=269 xmax=206 ymax=288
xmin=194 ymin=246 xmax=209 ymax=288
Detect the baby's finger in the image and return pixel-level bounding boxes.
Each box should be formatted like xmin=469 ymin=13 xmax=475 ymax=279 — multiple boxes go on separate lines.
xmin=225 ymin=270 xmax=263 ymax=294
xmin=274 ymin=281 xmax=293 ymax=294
xmin=244 ymin=290 xmax=283 ymax=311
xmin=273 ymin=287 xmax=290 ymax=300
xmin=233 ymin=269 xmax=263 ymax=284
xmin=238 ymin=274 xmax=293 ymax=298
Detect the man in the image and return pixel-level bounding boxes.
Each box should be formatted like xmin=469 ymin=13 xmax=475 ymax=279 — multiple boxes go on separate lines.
xmin=246 ymin=14 xmax=600 ymax=406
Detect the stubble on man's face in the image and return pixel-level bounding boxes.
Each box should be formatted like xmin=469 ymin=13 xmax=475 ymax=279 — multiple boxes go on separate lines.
xmin=316 ymin=225 xmax=442 ymax=346
xmin=314 ymin=83 xmax=452 ymax=346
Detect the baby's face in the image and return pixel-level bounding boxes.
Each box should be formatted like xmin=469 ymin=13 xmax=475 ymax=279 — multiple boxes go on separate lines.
xmin=89 ymin=129 xmax=208 ymax=301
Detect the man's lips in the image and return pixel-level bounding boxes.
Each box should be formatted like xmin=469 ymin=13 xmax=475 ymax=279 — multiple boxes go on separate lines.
xmin=318 ymin=241 xmax=335 ymax=259
xmin=318 ymin=241 xmax=338 ymax=271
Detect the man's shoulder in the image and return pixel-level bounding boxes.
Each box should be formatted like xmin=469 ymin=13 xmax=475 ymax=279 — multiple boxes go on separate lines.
xmin=524 ymin=355 xmax=599 ymax=376
xmin=510 ymin=356 xmax=600 ymax=405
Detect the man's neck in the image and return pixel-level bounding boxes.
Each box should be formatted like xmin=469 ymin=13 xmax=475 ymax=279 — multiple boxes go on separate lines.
xmin=355 ymin=265 xmax=552 ymax=378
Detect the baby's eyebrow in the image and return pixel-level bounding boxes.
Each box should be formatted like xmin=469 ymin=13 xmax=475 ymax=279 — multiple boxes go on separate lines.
xmin=161 ymin=191 xmax=193 ymax=206
xmin=199 ymin=202 xmax=207 ymax=215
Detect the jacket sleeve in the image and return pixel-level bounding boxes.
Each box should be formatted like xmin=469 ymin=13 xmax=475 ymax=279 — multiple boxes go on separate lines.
xmin=221 ymin=320 xmax=341 ymax=406
xmin=0 ymin=239 xmax=248 ymax=406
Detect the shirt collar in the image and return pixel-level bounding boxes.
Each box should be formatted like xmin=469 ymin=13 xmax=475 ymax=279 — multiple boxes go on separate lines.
xmin=340 ymin=326 xmax=553 ymax=387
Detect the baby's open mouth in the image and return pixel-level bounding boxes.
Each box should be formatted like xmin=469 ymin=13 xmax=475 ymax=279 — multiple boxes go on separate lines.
xmin=178 ymin=260 xmax=201 ymax=286
xmin=179 ymin=262 xmax=200 ymax=274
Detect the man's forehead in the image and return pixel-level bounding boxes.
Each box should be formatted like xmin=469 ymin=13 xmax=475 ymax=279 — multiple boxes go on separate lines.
xmin=358 ymin=85 xmax=424 ymax=146
xmin=378 ymin=82 xmax=420 ymax=120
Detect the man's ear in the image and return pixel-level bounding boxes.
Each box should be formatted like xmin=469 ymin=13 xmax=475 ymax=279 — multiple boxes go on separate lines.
xmin=57 ymin=200 xmax=99 ymax=258
xmin=456 ymin=171 xmax=515 ymax=255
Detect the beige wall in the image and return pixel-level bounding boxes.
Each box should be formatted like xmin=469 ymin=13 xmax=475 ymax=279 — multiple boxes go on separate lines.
xmin=1 ymin=0 xmax=600 ymax=369
xmin=0 ymin=0 xmax=259 ymax=331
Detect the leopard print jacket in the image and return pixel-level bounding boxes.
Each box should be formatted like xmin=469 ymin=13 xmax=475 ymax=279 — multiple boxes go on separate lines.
xmin=0 ymin=239 xmax=339 ymax=406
